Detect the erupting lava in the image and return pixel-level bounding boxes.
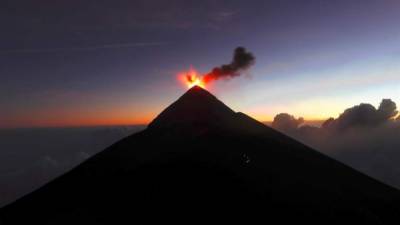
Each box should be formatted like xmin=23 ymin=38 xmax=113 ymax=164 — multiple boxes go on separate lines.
xmin=179 ymin=68 xmax=206 ymax=89
xmin=177 ymin=47 xmax=255 ymax=90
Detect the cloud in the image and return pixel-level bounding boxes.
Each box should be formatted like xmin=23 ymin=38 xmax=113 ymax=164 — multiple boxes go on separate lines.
xmin=271 ymin=113 xmax=304 ymax=133
xmin=213 ymin=11 xmax=237 ymax=22
xmin=0 ymin=42 xmax=167 ymax=54
xmin=37 ymin=156 xmax=60 ymax=169
xmin=75 ymin=151 xmax=90 ymax=161
xmin=378 ymin=99 xmax=398 ymax=121
xmin=323 ymin=99 xmax=398 ymax=131
xmin=271 ymin=99 xmax=400 ymax=189
xmin=0 ymin=126 xmax=142 ymax=207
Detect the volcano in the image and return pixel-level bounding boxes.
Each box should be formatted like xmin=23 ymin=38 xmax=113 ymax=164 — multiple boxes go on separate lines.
xmin=1 ymin=86 xmax=400 ymax=224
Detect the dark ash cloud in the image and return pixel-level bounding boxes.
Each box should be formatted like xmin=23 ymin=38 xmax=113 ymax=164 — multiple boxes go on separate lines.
xmin=203 ymin=47 xmax=255 ymax=83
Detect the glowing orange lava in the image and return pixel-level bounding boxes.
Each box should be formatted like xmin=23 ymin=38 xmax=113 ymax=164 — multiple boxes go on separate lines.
xmin=179 ymin=68 xmax=206 ymax=89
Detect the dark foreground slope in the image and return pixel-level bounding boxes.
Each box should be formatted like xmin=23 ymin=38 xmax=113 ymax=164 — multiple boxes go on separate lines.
xmin=1 ymin=86 xmax=400 ymax=224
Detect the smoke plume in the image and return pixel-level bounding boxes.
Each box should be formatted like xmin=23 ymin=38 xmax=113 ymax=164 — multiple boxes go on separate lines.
xmin=203 ymin=47 xmax=255 ymax=83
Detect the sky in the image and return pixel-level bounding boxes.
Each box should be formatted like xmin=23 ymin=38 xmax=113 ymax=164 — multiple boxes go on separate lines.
xmin=1 ymin=0 xmax=400 ymax=128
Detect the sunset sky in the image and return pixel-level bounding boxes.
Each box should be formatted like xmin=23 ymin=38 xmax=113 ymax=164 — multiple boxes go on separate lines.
xmin=1 ymin=0 xmax=400 ymax=128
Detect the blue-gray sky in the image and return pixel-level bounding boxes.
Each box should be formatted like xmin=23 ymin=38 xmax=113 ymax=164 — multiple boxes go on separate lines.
xmin=1 ymin=0 xmax=400 ymax=127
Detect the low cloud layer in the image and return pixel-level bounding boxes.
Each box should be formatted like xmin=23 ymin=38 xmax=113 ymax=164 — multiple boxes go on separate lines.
xmin=0 ymin=126 xmax=145 ymax=207
xmin=272 ymin=99 xmax=400 ymax=189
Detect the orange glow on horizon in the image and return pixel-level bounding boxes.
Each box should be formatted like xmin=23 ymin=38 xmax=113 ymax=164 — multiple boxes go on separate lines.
xmin=2 ymin=108 xmax=334 ymax=129
xmin=1 ymin=114 xmax=153 ymax=129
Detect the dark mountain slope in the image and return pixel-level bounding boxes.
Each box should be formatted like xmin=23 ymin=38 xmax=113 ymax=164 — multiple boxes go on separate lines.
xmin=1 ymin=86 xmax=400 ymax=224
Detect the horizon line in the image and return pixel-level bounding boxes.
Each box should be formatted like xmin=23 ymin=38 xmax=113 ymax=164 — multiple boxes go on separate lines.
xmin=0 ymin=119 xmax=330 ymax=130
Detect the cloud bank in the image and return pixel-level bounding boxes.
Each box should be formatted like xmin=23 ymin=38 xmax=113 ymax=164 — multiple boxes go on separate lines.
xmin=271 ymin=99 xmax=400 ymax=189
xmin=0 ymin=126 xmax=144 ymax=207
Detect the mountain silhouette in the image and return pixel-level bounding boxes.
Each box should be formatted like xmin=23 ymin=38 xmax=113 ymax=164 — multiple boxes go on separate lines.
xmin=1 ymin=86 xmax=400 ymax=224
